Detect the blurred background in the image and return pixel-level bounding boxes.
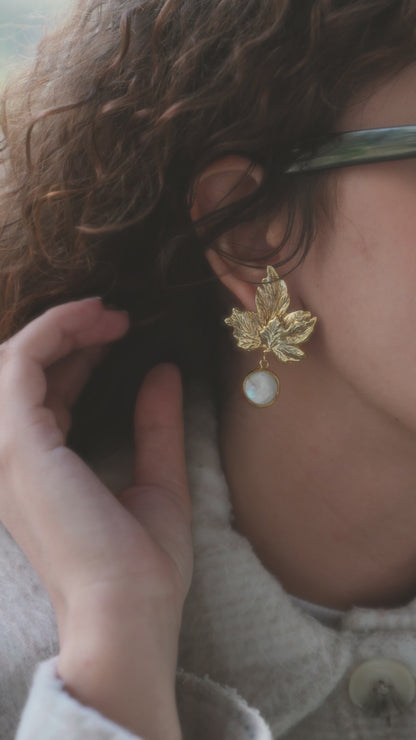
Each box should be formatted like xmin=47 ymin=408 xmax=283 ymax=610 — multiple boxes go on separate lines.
xmin=0 ymin=0 xmax=71 ymax=83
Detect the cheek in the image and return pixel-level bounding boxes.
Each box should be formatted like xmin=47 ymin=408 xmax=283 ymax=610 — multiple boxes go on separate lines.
xmin=301 ymin=171 xmax=416 ymax=424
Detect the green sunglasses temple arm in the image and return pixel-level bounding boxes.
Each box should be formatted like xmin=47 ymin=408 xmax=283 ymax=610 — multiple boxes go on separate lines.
xmin=286 ymin=125 xmax=416 ymax=173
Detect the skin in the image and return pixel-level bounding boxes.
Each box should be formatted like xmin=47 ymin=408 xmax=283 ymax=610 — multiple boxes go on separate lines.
xmin=203 ymin=63 xmax=416 ymax=609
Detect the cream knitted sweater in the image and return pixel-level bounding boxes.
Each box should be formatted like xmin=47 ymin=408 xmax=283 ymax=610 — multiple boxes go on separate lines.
xmin=2 ymin=390 xmax=416 ymax=739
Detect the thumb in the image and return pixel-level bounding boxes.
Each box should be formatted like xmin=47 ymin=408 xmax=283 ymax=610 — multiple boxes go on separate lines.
xmin=118 ymin=363 xmax=193 ymax=591
xmin=133 ymin=363 xmax=189 ymax=508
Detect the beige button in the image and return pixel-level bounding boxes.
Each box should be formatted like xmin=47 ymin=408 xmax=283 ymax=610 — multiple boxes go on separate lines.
xmin=349 ymin=659 xmax=416 ymax=715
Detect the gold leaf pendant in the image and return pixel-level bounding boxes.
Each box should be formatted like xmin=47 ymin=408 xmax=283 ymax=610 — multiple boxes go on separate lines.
xmin=224 ymin=266 xmax=317 ymax=406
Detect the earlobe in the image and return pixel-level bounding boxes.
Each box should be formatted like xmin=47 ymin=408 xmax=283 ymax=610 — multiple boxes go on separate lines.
xmin=205 ymin=247 xmax=259 ymax=311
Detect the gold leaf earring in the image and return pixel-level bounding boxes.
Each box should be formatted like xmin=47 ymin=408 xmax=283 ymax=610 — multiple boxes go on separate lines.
xmin=224 ymin=266 xmax=317 ymax=407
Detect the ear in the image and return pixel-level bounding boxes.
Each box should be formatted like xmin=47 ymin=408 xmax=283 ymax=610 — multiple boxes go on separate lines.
xmin=189 ymin=156 xmax=286 ymax=311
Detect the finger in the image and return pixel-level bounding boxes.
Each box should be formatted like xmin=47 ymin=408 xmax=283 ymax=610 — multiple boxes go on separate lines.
xmin=0 ymin=299 xmax=129 ymax=421
xmin=133 ymin=363 xmax=190 ymax=517
xmin=10 ymin=298 xmax=129 ymax=369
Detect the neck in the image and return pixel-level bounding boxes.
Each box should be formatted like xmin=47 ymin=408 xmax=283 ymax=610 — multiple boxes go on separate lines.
xmin=219 ymin=347 xmax=416 ymax=610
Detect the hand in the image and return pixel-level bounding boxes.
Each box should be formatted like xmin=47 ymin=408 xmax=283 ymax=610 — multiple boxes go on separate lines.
xmin=0 ymin=298 xmax=193 ymax=739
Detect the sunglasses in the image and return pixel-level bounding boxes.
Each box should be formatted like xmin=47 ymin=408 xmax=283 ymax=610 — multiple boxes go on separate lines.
xmin=286 ymin=125 xmax=416 ymax=173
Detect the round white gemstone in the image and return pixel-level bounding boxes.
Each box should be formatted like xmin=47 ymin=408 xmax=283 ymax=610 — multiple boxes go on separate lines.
xmin=243 ymin=370 xmax=279 ymax=407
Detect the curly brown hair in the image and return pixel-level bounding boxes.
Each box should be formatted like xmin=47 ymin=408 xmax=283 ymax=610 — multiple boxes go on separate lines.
xmin=1 ymin=0 xmax=416 ymax=453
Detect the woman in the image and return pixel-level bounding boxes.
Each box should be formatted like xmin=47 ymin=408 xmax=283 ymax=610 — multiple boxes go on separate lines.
xmin=2 ymin=0 xmax=416 ymax=737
